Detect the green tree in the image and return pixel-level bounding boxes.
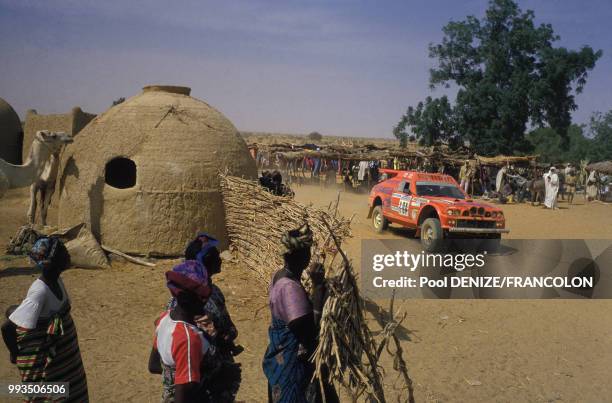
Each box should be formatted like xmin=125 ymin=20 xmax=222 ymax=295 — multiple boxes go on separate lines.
xmin=399 ymin=0 xmax=601 ymax=155
xmin=588 ymin=111 xmax=612 ymax=161
xmin=527 ymin=124 xmax=593 ymax=164
xmin=530 ymin=47 xmax=601 ymax=148
xmin=526 ymin=127 xmax=562 ymax=163
xmin=394 ymin=96 xmax=456 ymax=147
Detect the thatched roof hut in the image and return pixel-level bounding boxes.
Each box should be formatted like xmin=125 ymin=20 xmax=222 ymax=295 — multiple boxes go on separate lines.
xmin=0 ymin=97 xmax=23 ymax=164
xmin=586 ymin=161 xmax=612 ymax=175
xmin=57 ymin=85 xmax=257 ymax=256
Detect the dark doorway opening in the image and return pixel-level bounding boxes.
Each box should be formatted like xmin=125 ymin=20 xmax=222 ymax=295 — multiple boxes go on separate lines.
xmin=105 ymin=157 xmax=136 ymax=189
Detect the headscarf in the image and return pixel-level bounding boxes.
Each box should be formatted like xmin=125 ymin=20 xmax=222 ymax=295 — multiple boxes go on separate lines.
xmin=281 ymin=223 xmax=313 ymax=254
xmin=166 ymin=260 xmax=211 ymax=299
xmin=29 ymin=237 xmax=60 ymax=269
xmin=194 ymin=232 xmax=219 ymax=265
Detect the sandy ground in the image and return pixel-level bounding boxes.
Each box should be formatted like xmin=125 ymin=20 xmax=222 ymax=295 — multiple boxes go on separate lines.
xmin=1 ymin=185 xmax=611 ymax=402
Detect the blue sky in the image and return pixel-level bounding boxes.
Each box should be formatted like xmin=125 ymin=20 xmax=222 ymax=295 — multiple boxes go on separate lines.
xmin=0 ymin=0 xmax=610 ymax=138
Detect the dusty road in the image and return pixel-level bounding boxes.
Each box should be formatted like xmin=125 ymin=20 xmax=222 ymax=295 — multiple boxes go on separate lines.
xmin=1 ymin=185 xmax=611 ymax=402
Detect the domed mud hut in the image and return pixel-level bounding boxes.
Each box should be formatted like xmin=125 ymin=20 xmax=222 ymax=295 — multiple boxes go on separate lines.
xmin=57 ymin=85 xmax=257 ymax=256
xmin=0 ymin=97 xmax=24 ymax=164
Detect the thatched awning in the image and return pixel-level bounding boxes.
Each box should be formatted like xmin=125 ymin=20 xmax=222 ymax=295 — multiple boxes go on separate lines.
xmin=586 ymin=160 xmax=612 ymax=174
xmin=275 ymin=149 xmax=393 ymax=161
xmin=475 ymin=154 xmax=538 ymax=166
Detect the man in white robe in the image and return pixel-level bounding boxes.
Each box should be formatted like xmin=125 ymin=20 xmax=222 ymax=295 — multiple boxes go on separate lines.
xmin=543 ymin=167 xmax=560 ymax=209
xmin=495 ymin=165 xmax=508 ymax=193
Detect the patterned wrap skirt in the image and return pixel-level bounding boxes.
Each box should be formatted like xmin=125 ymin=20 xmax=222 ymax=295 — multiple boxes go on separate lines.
xmin=15 ymin=303 xmax=88 ymax=403
xmin=262 ymin=317 xmax=313 ymax=403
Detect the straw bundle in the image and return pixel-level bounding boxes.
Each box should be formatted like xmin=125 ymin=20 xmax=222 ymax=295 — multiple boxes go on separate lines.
xmin=312 ymin=221 xmax=387 ymax=402
xmin=219 ymin=174 xmax=351 ymax=284
xmin=219 ymin=174 xmax=412 ymax=402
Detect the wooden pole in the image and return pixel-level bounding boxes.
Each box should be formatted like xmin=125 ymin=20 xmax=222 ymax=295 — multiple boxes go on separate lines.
xmin=101 ymin=245 xmax=156 ymax=267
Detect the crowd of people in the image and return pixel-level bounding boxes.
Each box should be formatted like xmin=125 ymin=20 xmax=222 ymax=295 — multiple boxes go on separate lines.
xmin=487 ymin=163 xmax=608 ymax=207
xmin=2 ymin=225 xmax=337 ymax=403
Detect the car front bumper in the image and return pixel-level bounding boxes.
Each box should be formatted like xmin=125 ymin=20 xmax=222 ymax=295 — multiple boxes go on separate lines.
xmin=447 ymin=227 xmax=510 ymax=234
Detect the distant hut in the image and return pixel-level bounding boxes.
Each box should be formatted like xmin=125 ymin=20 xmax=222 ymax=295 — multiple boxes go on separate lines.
xmin=0 ymin=97 xmax=23 ymax=164
xmin=57 ymin=85 xmax=257 ymax=256
xmin=586 ymin=160 xmax=612 ymax=175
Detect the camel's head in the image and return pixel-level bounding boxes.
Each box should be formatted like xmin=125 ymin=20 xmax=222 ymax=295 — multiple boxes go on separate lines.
xmin=35 ymin=130 xmax=74 ymax=154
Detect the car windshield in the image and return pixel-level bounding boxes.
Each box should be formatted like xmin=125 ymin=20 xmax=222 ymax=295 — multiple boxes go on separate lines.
xmin=416 ymin=181 xmax=465 ymax=199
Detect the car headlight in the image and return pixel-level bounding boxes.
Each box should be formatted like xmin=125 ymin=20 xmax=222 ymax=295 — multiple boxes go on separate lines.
xmin=491 ymin=211 xmax=497 ymax=218
xmin=446 ymin=209 xmax=459 ymax=216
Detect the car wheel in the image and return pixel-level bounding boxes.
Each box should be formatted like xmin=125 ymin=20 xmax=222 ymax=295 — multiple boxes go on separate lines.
xmin=372 ymin=206 xmax=388 ymax=233
xmin=420 ymin=217 xmax=444 ymax=252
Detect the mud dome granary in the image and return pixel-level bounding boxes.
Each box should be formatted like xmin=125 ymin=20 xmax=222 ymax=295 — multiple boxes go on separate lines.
xmin=57 ymin=85 xmax=257 ymax=255
xmin=0 ymin=97 xmax=23 ymax=164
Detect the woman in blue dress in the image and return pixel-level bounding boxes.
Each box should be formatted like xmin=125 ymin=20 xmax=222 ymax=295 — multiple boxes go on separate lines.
xmin=262 ymin=224 xmax=338 ymax=403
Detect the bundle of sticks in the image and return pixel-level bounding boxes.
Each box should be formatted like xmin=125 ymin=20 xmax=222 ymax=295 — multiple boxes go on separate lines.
xmin=219 ymin=174 xmax=412 ymax=402
xmin=219 ymin=173 xmax=351 ymax=284
xmin=312 ymin=220 xmax=387 ymax=402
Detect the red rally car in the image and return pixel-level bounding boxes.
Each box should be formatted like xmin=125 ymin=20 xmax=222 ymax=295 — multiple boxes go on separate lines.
xmin=367 ymin=169 xmax=509 ymax=251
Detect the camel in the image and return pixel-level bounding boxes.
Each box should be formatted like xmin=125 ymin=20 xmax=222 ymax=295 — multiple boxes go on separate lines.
xmin=0 ymin=130 xmax=73 ymax=201
xmin=27 ymin=151 xmax=61 ymax=226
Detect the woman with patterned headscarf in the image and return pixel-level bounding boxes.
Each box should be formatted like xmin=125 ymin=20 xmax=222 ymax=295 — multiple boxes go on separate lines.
xmin=1 ymin=237 xmax=89 ymax=402
xmin=168 ymin=232 xmax=242 ymax=402
xmin=262 ymin=224 xmax=338 ymax=403
xmin=148 ymin=260 xmax=216 ymax=403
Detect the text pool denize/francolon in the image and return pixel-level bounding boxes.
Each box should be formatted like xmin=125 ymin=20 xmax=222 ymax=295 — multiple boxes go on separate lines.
xmin=372 ymin=276 xmax=594 ymax=289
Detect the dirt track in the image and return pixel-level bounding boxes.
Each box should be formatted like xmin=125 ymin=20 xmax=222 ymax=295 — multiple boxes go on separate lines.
xmin=1 ymin=185 xmax=611 ymax=402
